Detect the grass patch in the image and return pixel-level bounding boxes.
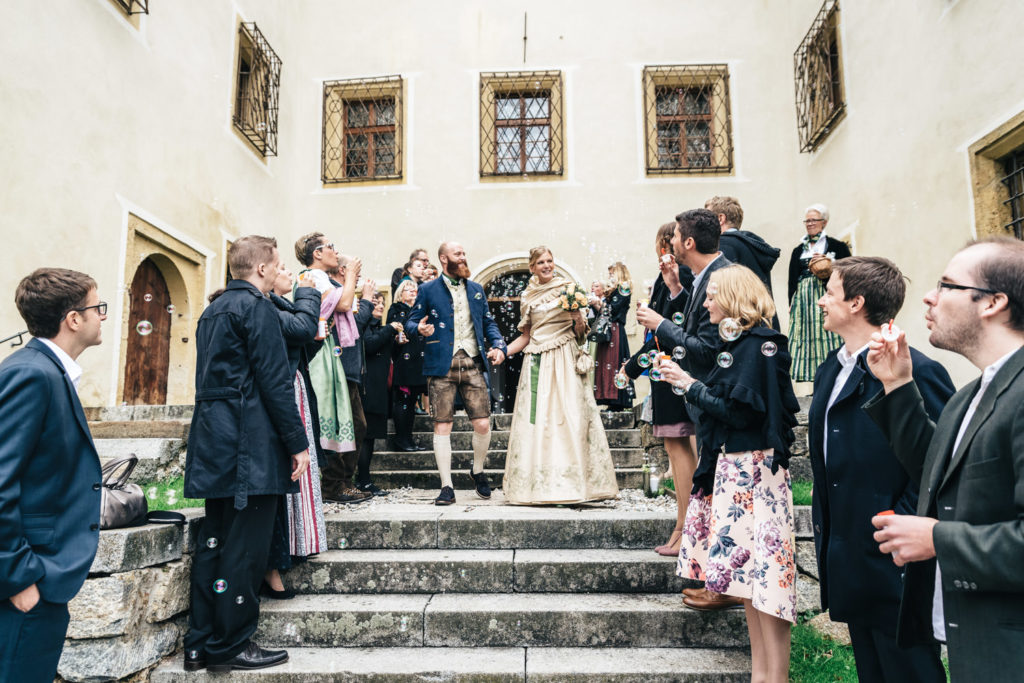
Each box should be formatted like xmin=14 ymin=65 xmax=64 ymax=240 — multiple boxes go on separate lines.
xmin=790 ymin=620 xmax=858 ymax=682
xmin=138 ymin=477 xmax=203 ymax=511
xmin=792 ymin=479 xmax=813 ymax=506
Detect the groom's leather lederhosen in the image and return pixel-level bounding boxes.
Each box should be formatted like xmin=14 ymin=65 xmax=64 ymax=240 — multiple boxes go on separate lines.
xmin=427 ymin=277 xmax=490 ymax=423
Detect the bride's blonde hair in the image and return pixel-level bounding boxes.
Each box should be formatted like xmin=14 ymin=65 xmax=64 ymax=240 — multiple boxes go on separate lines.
xmin=706 ymin=265 xmax=776 ymax=331
xmin=528 ymin=245 xmax=554 ymax=269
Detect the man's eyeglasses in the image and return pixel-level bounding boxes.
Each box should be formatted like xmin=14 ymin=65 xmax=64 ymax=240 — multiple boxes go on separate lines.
xmin=315 ymin=242 xmax=335 ymax=253
xmin=936 ymin=281 xmax=998 ymax=296
xmin=72 ymin=302 xmax=108 ymax=316
xmin=803 ymin=219 xmax=824 ymax=225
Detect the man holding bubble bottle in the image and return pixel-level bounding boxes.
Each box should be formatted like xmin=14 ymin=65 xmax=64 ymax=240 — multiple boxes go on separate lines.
xmin=635 ymin=207 xmax=739 ymax=611
xmin=809 ymin=256 xmax=952 ymax=682
xmin=865 ymin=237 xmax=1024 ymax=682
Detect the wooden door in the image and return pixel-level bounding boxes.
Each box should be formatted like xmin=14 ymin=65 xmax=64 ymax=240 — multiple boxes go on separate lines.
xmin=123 ymin=258 xmax=171 ymax=404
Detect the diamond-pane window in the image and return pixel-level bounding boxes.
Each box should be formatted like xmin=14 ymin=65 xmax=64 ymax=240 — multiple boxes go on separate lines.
xmin=643 ymin=65 xmax=733 ymax=175
xmin=480 ymin=71 xmax=563 ymax=178
xmin=1001 ymin=149 xmax=1024 ymax=240
xmin=233 ymin=23 xmax=282 ymax=157
xmin=323 ymin=76 xmax=403 ymax=183
xmin=112 ymin=0 xmax=148 ymax=14
xmin=794 ymin=0 xmax=845 ymax=152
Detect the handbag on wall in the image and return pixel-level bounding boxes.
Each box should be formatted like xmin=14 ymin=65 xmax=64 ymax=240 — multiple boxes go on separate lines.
xmin=100 ymin=455 xmax=148 ymax=530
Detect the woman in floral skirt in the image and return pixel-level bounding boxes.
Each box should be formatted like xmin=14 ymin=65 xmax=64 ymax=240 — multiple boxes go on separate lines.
xmin=660 ymin=264 xmax=800 ymax=683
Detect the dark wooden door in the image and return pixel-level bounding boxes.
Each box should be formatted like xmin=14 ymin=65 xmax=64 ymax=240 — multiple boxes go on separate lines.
xmin=123 ymin=258 xmax=171 ymax=405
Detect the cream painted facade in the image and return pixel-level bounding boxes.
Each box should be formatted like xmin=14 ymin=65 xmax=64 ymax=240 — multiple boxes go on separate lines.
xmin=1 ymin=0 xmax=1022 ymax=406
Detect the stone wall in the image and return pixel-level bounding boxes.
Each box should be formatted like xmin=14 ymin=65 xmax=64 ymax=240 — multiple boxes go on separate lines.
xmin=57 ymin=511 xmax=204 ymax=682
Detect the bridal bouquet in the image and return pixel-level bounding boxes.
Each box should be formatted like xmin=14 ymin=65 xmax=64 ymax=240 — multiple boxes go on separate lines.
xmin=558 ymin=283 xmax=590 ymax=312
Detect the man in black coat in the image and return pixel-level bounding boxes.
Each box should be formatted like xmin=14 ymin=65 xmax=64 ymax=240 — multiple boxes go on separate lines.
xmin=0 ymin=268 xmax=105 ymax=683
xmin=183 ymin=236 xmax=310 ymax=673
xmin=810 ymin=257 xmax=952 ymax=682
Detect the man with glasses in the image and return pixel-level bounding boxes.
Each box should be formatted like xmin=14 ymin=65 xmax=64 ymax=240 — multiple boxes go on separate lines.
xmin=0 ymin=268 xmax=106 ymax=682
xmin=866 ymin=237 xmax=1024 ymax=681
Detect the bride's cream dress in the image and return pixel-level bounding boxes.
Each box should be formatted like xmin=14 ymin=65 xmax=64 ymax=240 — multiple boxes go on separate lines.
xmin=503 ymin=276 xmax=619 ymax=505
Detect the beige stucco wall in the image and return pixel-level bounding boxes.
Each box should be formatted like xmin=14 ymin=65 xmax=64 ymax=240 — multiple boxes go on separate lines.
xmin=2 ymin=0 xmax=1022 ymax=404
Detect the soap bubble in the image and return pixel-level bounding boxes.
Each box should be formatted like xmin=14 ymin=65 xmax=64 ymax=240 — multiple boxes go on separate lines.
xmin=166 ymin=304 xmax=175 ymax=314
xmin=649 ymin=368 xmax=662 ymax=382
xmin=707 ymin=282 xmax=719 ymax=295
xmin=332 ymin=346 xmax=343 ymax=357
xmin=136 ymin=321 xmax=153 ymax=336
xmin=614 ymin=373 xmax=628 ymax=389
xmin=399 ymin=616 xmax=409 ymax=632
xmin=235 ymin=595 xmax=244 ymax=604
xmin=459 ymin=569 xmax=467 ymax=578
xmin=761 ymin=341 xmax=778 ymax=357
xmin=672 ymin=383 xmax=687 ymax=396
xmin=648 ymin=350 xmax=659 ymax=364
xmin=143 ymin=293 xmax=153 ymax=302
xmin=403 ymin=353 xmax=411 ymax=360
xmin=147 ymin=487 xmax=158 ymax=500
xmin=637 ymin=354 xmax=652 ymax=369
xmin=672 ymin=346 xmax=686 ymax=361
xmin=206 ymin=537 xmax=218 ymax=549
xmin=339 ymin=538 xmax=349 ymax=549
xmin=439 ymin=322 xmax=446 ymax=328
xmin=716 ymin=352 xmax=734 ymax=369
xmin=213 ymin=579 xmax=227 ymax=593
xmin=617 ymin=283 xmax=631 ymax=296
xmin=718 ymin=318 xmax=742 ymax=342
xmin=672 ymin=312 xmax=684 ymax=325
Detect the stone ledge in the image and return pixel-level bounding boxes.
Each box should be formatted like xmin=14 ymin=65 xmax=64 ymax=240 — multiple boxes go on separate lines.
xmin=59 ymin=618 xmax=183 ymax=683
xmin=92 ymin=523 xmax=184 ymax=575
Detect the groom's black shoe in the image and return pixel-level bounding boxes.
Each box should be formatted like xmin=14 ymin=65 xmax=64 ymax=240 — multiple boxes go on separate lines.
xmin=434 ymin=485 xmax=456 ymax=506
xmin=207 ymin=641 xmax=288 ymax=672
xmin=470 ymin=470 xmax=492 ymax=500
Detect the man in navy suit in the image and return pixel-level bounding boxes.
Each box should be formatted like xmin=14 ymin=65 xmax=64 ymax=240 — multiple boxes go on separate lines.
xmin=0 ymin=268 xmax=106 ymax=682
xmin=405 ymin=242 xmax=506 ymax=505
xmin=810 ymin=256 xmax=952 ymax=682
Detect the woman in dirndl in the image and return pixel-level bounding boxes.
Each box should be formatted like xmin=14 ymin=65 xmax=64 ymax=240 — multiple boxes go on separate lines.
xmin=786 ymin=204 xmax=851 ymax=382
xmin=592 ymin=261 xmax=633 ymax=409
xmin=661 ymin=264 xmax=801 ymax=683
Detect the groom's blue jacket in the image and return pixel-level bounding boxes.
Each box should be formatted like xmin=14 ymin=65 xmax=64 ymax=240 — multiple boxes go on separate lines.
xmin=405 ymin=277 xmax=506 ymax=382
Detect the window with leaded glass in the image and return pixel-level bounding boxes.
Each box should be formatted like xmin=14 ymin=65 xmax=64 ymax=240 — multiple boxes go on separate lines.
xmin=322 ymin=77 xmax=403 ymax=183
xmin=643 ymin=65 xmax=732 ymax=175
xmin=794 ymin=0 xmax=845 ymax=152
xmin=480 ymin=71 xmax=564 ymax=178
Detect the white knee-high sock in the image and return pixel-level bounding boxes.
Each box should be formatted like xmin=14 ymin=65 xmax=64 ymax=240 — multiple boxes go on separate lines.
xmin=433 ymin=434 xmax=453 ymax=488
xmin=471 ymin=430 xmax=491 ymax=475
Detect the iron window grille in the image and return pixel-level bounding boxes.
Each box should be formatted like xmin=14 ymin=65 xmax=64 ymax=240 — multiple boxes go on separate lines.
xmin=322 ymin=76 xmax=403 ymax=183
xmin=480 ymin=71 xmax=564 ymax=177
xmin=1001 ymin=149 xmax=1024 ymax=240
xmin=233 ymin=23 xmax=282 ymax=157
xmin=794 ymin=0 xmax=845 ymax=152
xmin=112 ymin=0 xmax=148 ymax=14
xmin=643 ymin=65 xmax=733 ymax=175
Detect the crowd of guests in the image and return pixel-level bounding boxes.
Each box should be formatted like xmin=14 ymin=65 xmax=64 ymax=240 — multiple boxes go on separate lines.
xmin=2 ymin=204 xmax=1023 ymax=680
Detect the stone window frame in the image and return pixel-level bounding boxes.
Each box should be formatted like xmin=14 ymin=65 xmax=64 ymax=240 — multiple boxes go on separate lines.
xmin=968 ymin=110 xmax=1024 ymax=240
xmin=794 ymin=0 xmax=846 ymax=153
xmin=479 ymin=71 xmax=565 ymax=178
xmin=321 ymin=76 xmax=404 ymax=184
xmin=642 ymin=64 xmax=734 ymax=176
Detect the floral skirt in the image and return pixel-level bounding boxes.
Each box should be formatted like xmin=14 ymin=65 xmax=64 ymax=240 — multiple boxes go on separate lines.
xmin=676 ymin=449 xmax=797 ymax=623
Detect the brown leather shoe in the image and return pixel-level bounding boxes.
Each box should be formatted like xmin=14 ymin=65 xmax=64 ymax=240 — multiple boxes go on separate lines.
xmin=682 ymin=589 xmax=744 ymax=610
xmin=682 ymin=586 xmax=705 ymax=599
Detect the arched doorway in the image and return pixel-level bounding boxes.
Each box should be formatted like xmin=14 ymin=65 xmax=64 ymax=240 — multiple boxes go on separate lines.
xmin=123 ymin=258 xmax=172 ymax=404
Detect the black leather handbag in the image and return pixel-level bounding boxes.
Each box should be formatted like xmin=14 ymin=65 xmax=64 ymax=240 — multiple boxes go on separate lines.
xmin=587 ymin=312 xmax=612 ymax=343
xmin=99 ymin=455 xmax=148 ymax=529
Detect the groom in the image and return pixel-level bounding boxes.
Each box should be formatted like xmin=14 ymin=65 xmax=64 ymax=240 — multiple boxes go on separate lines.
xmin=405 ymin=242 xmax=507 ymax=505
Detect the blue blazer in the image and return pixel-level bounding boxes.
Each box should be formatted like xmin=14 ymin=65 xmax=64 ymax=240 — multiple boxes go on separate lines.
xmin=0 ymin=338 xmax=102 ymax=603
xmin=404 ymin=277 xmax=506 ymax=380
xmin=808 ymin=346 xmax=953 ymax=630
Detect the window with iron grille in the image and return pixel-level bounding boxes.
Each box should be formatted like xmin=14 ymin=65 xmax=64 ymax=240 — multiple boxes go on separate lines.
xmin=233 ymin=23 xmax=282 ymax=157
xmin=322 ymin=77 xmax=403 ymax=183
xmin=480 ymin=71 xmax=564 ymax=177
xmin=643 ymin=65 xmax=733 ymax=175
xmin=1001 ymin=149 xmax=1024 ymax=240
xmin=112 ymin=0 xmax=148 ymax=14
xmin=794 ymin=0 xmax=845 ymax=152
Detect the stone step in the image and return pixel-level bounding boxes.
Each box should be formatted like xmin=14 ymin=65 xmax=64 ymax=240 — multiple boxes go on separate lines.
xmin=152 ymin=646 xmax=749 ymax=682
xmin=282 ymin=549 xmax=686 ymax=595
xmin=369 ymin=468 xmax=645 ymax=491
xmin=403 ymin=429 xmax=640 ymax=449
xmin=370 ymin=447 xmax=645 ymax=471
xmin=323 ymin=505 xmax=679 ymax=550
xmin=253 ymin=593 xmax=747 ymax=649
xmin=89 ymin=420 xmax=191 ymax=439
xmin=95 ymin=438 xmax=185 ymax=482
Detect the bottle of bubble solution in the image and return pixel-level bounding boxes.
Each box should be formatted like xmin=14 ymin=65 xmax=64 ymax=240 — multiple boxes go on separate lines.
xmin=317 ymin=317 xmax=328 ymax=341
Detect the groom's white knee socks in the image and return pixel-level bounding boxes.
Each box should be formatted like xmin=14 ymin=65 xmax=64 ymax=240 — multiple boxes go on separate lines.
xmin=471 ymin=430 xmax=491 ymax=475
xmin=433 ymin=434 xmax=453 ymax=488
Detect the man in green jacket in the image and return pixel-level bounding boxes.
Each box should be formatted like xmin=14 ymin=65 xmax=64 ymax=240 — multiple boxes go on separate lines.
xmin=864 ymin=236 xmax=1024 ymax=682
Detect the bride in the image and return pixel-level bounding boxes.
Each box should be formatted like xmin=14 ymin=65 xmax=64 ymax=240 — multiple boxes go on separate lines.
xmin=502 ymin=246 xmax=619 ymax=505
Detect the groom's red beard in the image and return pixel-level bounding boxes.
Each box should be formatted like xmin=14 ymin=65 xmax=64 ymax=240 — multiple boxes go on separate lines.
xmin=446 ymin=261 xmax=471 ymax=280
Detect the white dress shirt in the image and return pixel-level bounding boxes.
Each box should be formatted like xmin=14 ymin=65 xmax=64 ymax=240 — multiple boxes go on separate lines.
xmin=932 ymin=348 xmax=1016 ymax=641
xmin=39 ymin=338 xmax=83 ymax=390
xmin=822 ymin=343 xmax=869 ymax=463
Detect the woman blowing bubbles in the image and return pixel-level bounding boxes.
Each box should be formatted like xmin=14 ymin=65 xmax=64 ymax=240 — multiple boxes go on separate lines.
xmin=660 ymin=265 xmax=800 ymax=683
